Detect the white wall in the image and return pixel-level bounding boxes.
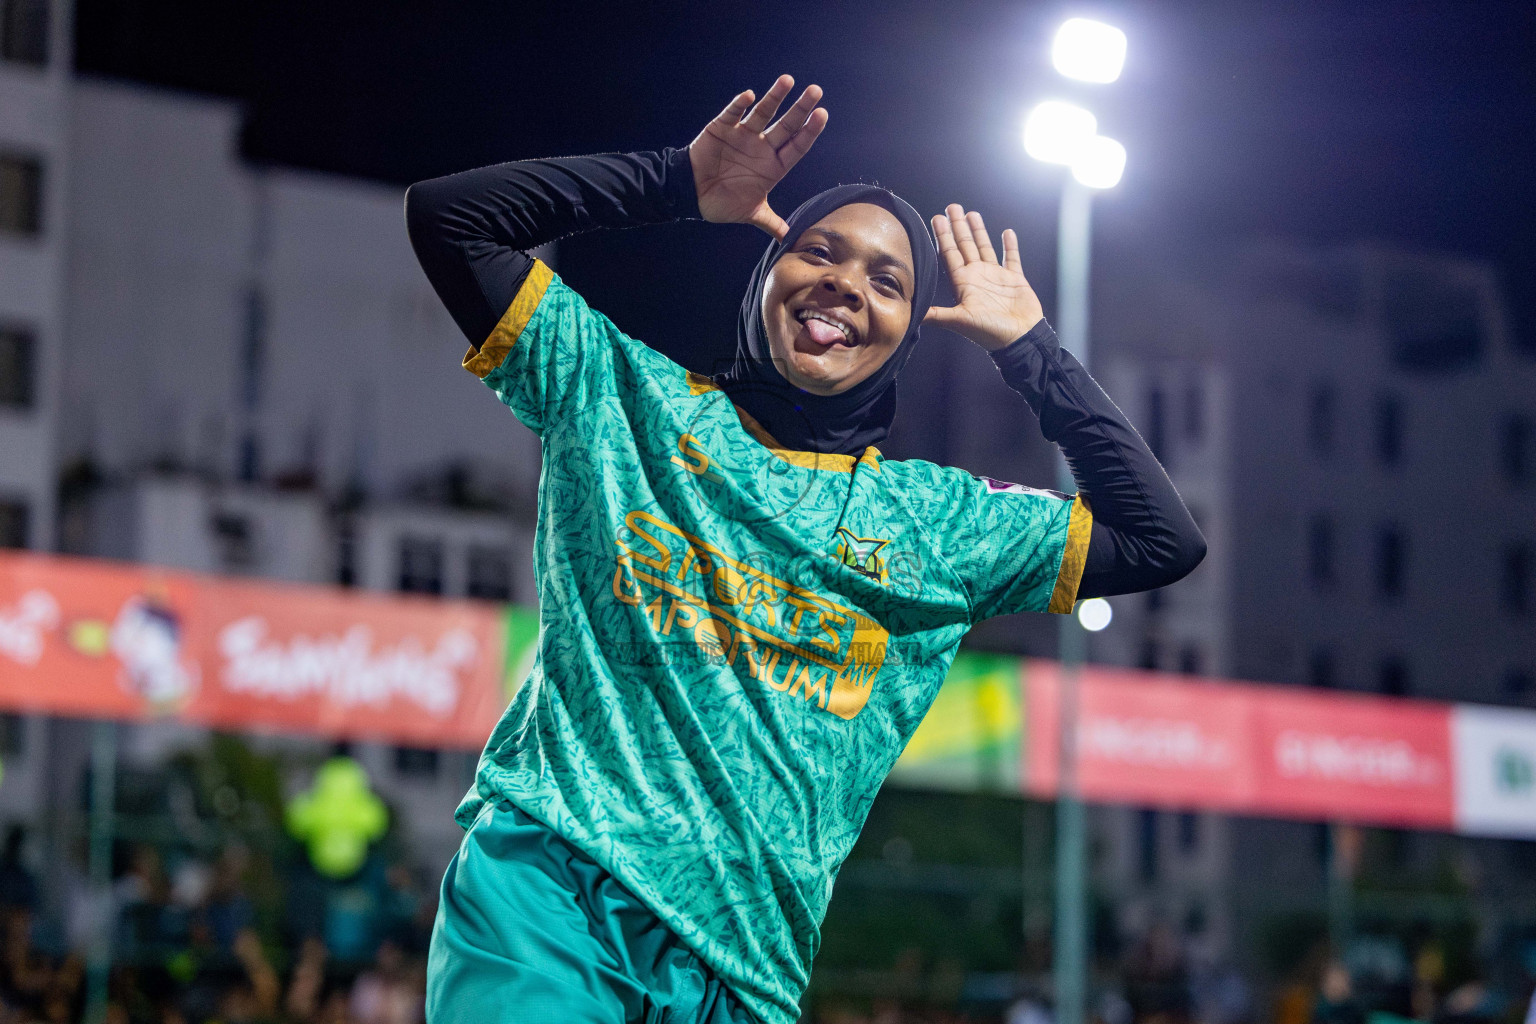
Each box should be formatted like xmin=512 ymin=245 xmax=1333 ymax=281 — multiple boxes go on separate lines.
xmin=0 ymin=0 xmax=75 ymax=551
xmin=62 ymin=81 xmax=543 ymax=509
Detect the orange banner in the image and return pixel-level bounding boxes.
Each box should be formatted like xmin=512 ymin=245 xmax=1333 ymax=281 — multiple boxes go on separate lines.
xmin=0 ymin=551 xmax=505 ymax=748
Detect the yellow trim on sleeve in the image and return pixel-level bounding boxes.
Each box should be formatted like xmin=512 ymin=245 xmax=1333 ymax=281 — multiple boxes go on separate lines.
xmin=1047 ymin=495 xmax=1093 ymax=615
xmin=462 ymin=260 xmax=555 ymax=380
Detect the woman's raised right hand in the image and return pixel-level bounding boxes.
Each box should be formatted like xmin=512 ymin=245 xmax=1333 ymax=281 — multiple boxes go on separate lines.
xmin=688 ymin=75 xmax=827 ymax=241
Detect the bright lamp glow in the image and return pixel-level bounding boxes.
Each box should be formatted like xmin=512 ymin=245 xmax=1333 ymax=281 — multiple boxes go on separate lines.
xmin=1077 ymin=597 xmax=1113 ymax=632
xmin=1052 ymin=18 xmax=1127 ymax=83
xmin=1023 ymin=101 xmax=1097 ymax=165
xmin=1070 ymin=135 xmax=1126 ymax=189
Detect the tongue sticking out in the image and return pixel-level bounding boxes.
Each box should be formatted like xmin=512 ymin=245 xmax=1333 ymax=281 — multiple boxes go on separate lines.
xmin=802 ymin=317 xmax=848 ymax=346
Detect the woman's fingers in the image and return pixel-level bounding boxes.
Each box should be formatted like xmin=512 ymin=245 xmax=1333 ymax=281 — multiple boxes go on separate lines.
xmin=923 ymin=304 xmax=963 ymax=328
xmin=967 ymin=211 xmax=997 ymax=264
xmin=763 ymin=84 xmax=823 ymax=149
xmin=931 ymin=215 xmax=966 ymax=277
xmin=775 ymin=107 xmax=828 ymax=173
xmin=748 ymin=202 xmax=791 ymax=241
xmin=740 ymin=75 xmax=794 ymax=133
xmin=946 ymin=205 xmax=982 ymax=264
xmin=710 ymin=90 xmax=755 ymax=130
xmin=1002 ymin=229 xmax=1022 ymax=273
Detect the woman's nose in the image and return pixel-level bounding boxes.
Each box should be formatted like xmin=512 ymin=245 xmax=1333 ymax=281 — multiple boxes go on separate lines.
xmin=820 ymin=275 xmax=861 ymax=305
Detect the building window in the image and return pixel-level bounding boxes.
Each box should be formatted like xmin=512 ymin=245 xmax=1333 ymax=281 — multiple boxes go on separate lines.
xmin=1177 ymin=644 xmax=1203 ymax=675
xmin=1308 ymin=514 xmax=1335 ymax=588
xmin=0 ymin=500 xmax=26 ymax=548
xmin=1145 ymin=588 xmax=1164 ymax=613
xmin=1145 ymin=386 xmax=1168 ymax=468
xmin=1383 ymin=265 xmax=1483 ymax=373
xmin=1375 ymin=394 xmax=1403 ymax=467
xmin=0 ymin=713 xmax=22 ymax=756
xmin=1183 ymin=382 xmax=1203 ymax=443
xmin=1502 ymin=668 xmax=1533 ymax=702
xmin=1503 ymin=543 xmax=1532 ymax=616
xmin=1138 ymin=808 xmax=1159 ymax=883
xmin=1177 ymin=812 xmax=1199 ymax=854
xmin=1308 ymin=383 xmax=1336 ymax=456
xmin=239 ymin=286 xmax=265 ymax=411
xmin=1138 ymin=637 xmax=1160 ymax=671
xmin=398 ymin=536 xmax=444 ymax=595
xmin=210 ymin=511 xmax=255 ymax=572
xmin=0 ymin=500 xmax=24 ymax=549
xmin=1378 ymin=657 xmax=1408 ymax=697
xmin=1308 ymin=649 xmax=1336 ymax=689
xmin=237 ymin=434 xmax=261 ymax=483
xmin=336 ymin=522 xmax=357 ymax=588
xmin=0 ymin=0 xmax=48 ymax=65
xmin=0 ymin=324 xmax=34 ymax=409
xmin=1502 ymin=415 xmax=1533 ymax=487
xmin=0 ymin=153 xmax=43 ymax=237
xmin=466 ymin=544 xmax=513 ymax=602
xmin=393 ymin=745 xmax=440 ymax=778
xmin=1376 ymin=524 xmax=1406 ymax=599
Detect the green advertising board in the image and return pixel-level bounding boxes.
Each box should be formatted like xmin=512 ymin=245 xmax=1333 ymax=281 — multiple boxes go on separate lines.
xmin=887 ymin=651 xmax=1025 ymax=793
xmin=501 ymin=604 xmax=540 ymax=700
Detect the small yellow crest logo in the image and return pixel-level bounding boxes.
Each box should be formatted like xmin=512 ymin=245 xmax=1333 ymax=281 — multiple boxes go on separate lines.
xmin=834 ymin=528 xmax=890 ymax=584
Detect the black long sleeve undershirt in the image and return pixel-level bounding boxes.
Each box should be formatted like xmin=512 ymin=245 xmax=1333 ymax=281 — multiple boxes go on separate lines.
xmin=404 ymin=150 xmax=1205 ymax=600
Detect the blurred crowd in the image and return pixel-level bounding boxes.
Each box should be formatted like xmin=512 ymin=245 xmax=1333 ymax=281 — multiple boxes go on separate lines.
xmin=1 ymin=817 xmax=1533 ymax=1024
xmin=807 ymin=916 xmax=1534 ymax=1024
xmin=0 ymin=827 xmax=433 ymax=1024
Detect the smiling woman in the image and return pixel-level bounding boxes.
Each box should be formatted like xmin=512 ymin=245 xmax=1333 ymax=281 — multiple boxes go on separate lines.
xmin=765 ymin=203 xmax=914 ymax=394
xmin=404 ymin=74 xmax=1204 ymax=1024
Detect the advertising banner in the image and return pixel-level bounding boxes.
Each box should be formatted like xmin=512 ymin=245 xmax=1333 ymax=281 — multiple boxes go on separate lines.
xmin=0 ymin=553 xmax=198 ymax=720
xmin=1253 ymin=688 xmax=1454 ymax=829
xmin=1452 ymin=705 xmax=1536 ymax=838
xmin=1023 ymin=663 xmax=1456 ymax=829
xmin=187 ymin=576 xmax=505 ymax=747
xmin=0 ymin=551 xmax=506 ymax=748
xmin=889 ymin=651 xmax=1024 ymax=792
xmin=1025 ymin=662 xmax=1258 ymax=811
xmin=5 ymin=550 xmax=1536 ymax=836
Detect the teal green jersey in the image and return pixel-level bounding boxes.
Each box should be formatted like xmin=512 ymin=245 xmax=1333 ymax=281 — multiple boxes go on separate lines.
xmin=456 ymin=261 xmax=1091 ymax=1024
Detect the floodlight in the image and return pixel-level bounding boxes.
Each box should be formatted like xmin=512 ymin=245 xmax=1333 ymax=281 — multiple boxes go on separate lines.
xmin=1052 ymin=18 xmax=1127 ymax=84
xmin=1069 ymin=135 xmax=1126 ymax=189
xmin=1077 ymin=597 xmax=1113 ymax=631
xmin=1024 ymin=101 xmax=1098 ymax=165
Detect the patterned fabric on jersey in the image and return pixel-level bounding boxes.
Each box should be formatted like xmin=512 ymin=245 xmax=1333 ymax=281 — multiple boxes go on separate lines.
xmin=456 ymin=260 xmax=1090 ymax=1024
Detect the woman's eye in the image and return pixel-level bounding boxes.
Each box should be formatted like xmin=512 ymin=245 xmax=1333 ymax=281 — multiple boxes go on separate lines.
xmin=803 ymin=245 xmax=831 ymax=260
xmin=875 ymin=276 xmax=903 ymax=295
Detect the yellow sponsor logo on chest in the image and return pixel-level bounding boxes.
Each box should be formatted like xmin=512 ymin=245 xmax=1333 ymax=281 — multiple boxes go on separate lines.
xmin=611 ymin=510 xmax=887 ymax=720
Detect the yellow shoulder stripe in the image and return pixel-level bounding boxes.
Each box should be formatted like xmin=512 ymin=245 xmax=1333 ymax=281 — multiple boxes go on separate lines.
xmin=463 ymin=259 xmax=555 ymax=380
xmin=1047 ymin=495 xmax=1093 ymax=615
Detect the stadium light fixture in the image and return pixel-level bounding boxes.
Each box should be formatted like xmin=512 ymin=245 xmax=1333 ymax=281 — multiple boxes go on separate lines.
xmin=1052 ymin=18 xmax=1127 ymax=84
xmin=1070 ymin=135 xmax=1127 ymax=190
xmin=1076 ymin=597 xmax=1113 ymax=632
xmin=1023 ymin=100 xmax=1098 ymax=165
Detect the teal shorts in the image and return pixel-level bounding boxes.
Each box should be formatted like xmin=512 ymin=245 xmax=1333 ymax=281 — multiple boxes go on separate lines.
xmin=426 ymin=800 xmax=756 ymax=1024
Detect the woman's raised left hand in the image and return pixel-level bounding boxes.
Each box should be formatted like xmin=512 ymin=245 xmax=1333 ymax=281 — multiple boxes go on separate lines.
xmin=924 ymin=205 xmax=1045 ymax=351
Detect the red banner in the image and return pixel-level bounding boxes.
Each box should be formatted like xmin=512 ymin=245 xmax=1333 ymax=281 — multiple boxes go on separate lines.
xmin=0 ymin=551 xmax=505 ymax=748
xmin=1024 ymin=661 xmax=1456 ymax=830
xmin=0 ymin=551 xmax=1498 ymax=833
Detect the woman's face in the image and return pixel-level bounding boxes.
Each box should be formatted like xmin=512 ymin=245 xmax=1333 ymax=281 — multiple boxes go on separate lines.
xmin=760 ymin=202 xmax=915 ymax=396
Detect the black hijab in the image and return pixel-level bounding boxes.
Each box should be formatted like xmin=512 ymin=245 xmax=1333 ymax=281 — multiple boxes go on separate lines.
xmin=714 ymin=184 xmax=939 ymax=456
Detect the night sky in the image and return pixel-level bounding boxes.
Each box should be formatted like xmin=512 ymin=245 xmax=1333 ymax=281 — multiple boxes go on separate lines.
xmin=74 ymin=0 xmax=1536 ymax=365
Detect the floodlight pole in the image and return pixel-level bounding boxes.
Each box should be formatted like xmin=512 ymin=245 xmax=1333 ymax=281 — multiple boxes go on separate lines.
xmin=1053 ymin=177 xmax=1093 ymax=1024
